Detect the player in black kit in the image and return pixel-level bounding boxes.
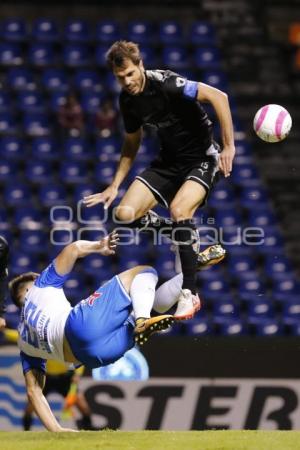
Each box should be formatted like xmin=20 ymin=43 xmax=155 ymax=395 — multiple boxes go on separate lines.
xmin=84 ymin=41 xmax=235 ymax=319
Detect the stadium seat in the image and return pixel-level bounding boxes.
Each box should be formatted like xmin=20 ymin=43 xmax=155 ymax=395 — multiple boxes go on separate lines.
xmin=6 ymin=67 xmax=35 ymax=91
xmin=96 ymin=136 xmax=121 ymax=162
xmin=194 ymin=47 xmax=220 ymax=69
xmin=288 ymin=322 xmax=300 ymax=336
xmin=73 ymin=184 xmax=96 ymax=204
xmin=32 ymin=18 xmax=59 ymax=42
xmin=208 ymin=182 xmax=237 ymax=209
xmin=227 ymin=254 xmax=256 ymax=277
xmin=201 ymin=278 xmax=232 ymax=302
xmin=83 ymin=254 xmax=113 ymax=280
xmin=235 ymin=140 xmax=252 ymax=157
xmin=239 ymin=186 xmax=269 ymax=209
xmin=247 ymin=299 xmax=274 ymax=323
xmin=0 ymin=209 xmax=9 ymax=233
xmin=50 ymin=229 xmax=74 ymax=247
xmin=272 ymin=278 xmax=300 ymax=302
xmin=264 ymin=255 xmax=293 ymax=280
xmin=215 ymin=207 xmax=243 ymax=227
xmin=95 ymin=161 xmax=116 ymax=186
xmin=49 ymin=91 xmax=67 ymax=112
xmin=0 ymin=42 xmax=22 ymax=65
xmin=189 ymin=21 xmax=216 ymax=45
xmin=213 ymin=300 xmax=240 ymax=322
xmin=81 ymin=92 xmax=102 ymax=113
xmin=42 ymin=68 xmax=68 ymax=92
xmin=139 ymin=45 xmax=156 ymax=67
xmin=95 ymin=44 xmax=110 ymax=67
xmin=64 ymin=137 xmax=91 ymax=161
xmin=39 ymin=184 xmax=66 ymax=207
xmin=162 ymin=46 xmax=188 ymax=70
xmin=10 ymin=251 xmax=39 ymax=275
xmin=74 ymin=69 xmax=103 ymax=93
xmin=247 ymin=207 xmax=277 ymax=228
xmin=4 ymin=182 xmax=32 ymax=206
xmin=28 ymin=43 xmax=55 ymax=66
xmin=63 ymin=272 xmax=89 ymax=304
xmin=256 ymin=226 xmax=284 ymax=255
xmin=185 ymin=316 xmax=212 ymax=336
xmin=60 ymin=161 xmax=89 ymax=184
xmin=159 ymin=21 xmax=182 ymax=44
xmin=1 ymin=18 xmax=27 ymax=41
xmin=0 ymin=136 xmax=24 ymax=161
xmin=154 ymin=254 xmax=176 ymax=279
xmin=14 ymin=207 xmax=43 ymax=229
xmin=238 ymin=277 xmax=267 ymax=302
xmin=231 ymin=163 xmax=261 ymax=187
xmin=0 ymin=160 xmax=18 ymax=183
xmin=0 ymin=112 xmax=17 ymax=135
xmin=217 ymin=319 xmax=246 ymax=336
xmin=25 ymin=160 xmax=54 ymax=184
xmin=253 ymin=318 xmax=283 ymax=336
xmin=17 ymin=90 xmax=44 ymax=113
xmin=63 ymin=43 xmax=91 ymax=67
xmin=0 ymin=92 xmax=10 ymax=112
xmin=4 ymin=300 xmax=20 ymax=329
xmin=127 ymin=21 xmax=154 ymax=43
xmin=23 ymin=112 xmax=50 ymax=136
xmin=64 ymin=19 xmax=90 ymax=42
xmin=281 ymin=299 xmax=300 ymax=325
xmin=31 ymin=137 xmax=59 ymax=161
xmin=19 ymin=229 xmax=46 ymax=254
xmin=202 ymin=70 xmax=227 ymax=90
xmin=95 ymin=20 xmax=121 ymax=43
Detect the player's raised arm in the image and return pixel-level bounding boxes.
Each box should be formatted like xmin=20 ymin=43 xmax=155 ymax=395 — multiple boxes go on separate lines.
xmin=54 ymin=232 xmax=119 ymax=276
xmin=197 ymin=82 xmax=235 ymax=177
xmin=83 ymin=128 xmax=142 ymax=209
xmin=25 ymin=369 xmax=76 ymax=432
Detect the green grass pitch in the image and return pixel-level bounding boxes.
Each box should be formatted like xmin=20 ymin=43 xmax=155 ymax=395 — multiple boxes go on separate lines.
xmin=2 ymin=431 xmax=300 ymax=450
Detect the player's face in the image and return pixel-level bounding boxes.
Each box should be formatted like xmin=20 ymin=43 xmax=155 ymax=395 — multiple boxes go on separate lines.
xmin=113 ymin=59 xmax=145 ymax=95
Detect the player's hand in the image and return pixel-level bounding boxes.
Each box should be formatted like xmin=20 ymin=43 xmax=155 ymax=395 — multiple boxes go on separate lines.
xmin=0 ymin=317 xmax=6 ymax=331
xmin=83 ymin=185 xmax=119 ymax=209
xmin=218 ymin=145 xmax=235 ymax=178
xmin=98 ymin=231 xmax=119 ymax=256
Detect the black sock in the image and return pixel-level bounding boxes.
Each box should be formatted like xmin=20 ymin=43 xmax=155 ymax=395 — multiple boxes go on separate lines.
xmin=117 ymin=211 xmax=173 ymax=238
xmin=23 ymin=414 xmax=33 ymax=431
xmin=173 ymin=220 xmax=198 ymax=294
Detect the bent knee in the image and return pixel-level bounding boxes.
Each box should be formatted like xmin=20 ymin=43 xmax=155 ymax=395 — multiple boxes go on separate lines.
xmin=114 ymin=205 xmax=138 ymax=223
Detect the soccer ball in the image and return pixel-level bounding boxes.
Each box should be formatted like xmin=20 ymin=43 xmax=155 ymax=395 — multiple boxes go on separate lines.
xmin=253 ymin=104 xmax=292 ymax=143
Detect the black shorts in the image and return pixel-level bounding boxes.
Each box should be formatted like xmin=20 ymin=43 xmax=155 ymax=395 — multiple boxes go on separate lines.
xmin=136 ymin=143 xmax=220 ymax=208
xmin=43 ymin=372 xmax=73 ymax=398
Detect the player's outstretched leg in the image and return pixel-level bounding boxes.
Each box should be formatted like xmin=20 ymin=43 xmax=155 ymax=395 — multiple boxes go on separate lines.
xmin=197 ymin=244 xmax=226 ymax=269
xmin=134 ymin=315 xmax=175 ymax=346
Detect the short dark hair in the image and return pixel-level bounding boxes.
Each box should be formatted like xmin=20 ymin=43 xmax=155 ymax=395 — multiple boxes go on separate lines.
xmin=9 ymin=272 xmax=39 ymax=308
xmin=106 ymin=40 xmax=141 ymax=70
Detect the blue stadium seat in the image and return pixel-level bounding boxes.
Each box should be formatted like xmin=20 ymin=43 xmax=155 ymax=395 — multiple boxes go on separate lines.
xmin=185 ymin=316 xmax=212 ymax=336
xmin=0 ymin=92 xmax=10 ymax=111
xmin=0 ymin=112 xmax=17 ymax=135
xmin=0 ymin=42 xmax=22 ymax=65
xmin=83 ymin=254 xmax=113 ymax=280
xmin=247 ymin=208 xmax=277 ymax=227
xmin=154 ymin=254 xmax=176 ymax=279
xmin=201 ymin=278 xmax=232 ymax=301
xmin=194 ymin=47 xmax=220 ymax=69
xmin=257 ymin=226 xmax=284 ymax=255
xmin=42 ymin=68 xmax=68 ymax=92
xmin=28 ymin=43 xmax=55 ymax=66
xmin=4 ymin=182 xmax=32 ymax=206
xmin=118 ymin=251 xmax=149 ymax=271
xmin=32 ymin=19 xmax=59 ymax=42
xmin=7 ymin=67 xmax=35 ymax=91
xmin=25 ymin=160 xmax=54 ymax=184
xmin=272 ymin=278 xmax=300 ymax=302
xmin=131 ymin=161 xmax=149 ymax=178
xmin=235 ymin=140 xmax=252 ymax=157
xmin=74 ymin=184 xmax=96 ymax=204
xmin=162 ymin=46 xmax=188 ymax=70
xmin=189 ymin=21 xmax=216 ymax=45
xmin=1 ymin=18 xmax=27 ymax=41
xmin=31 ymin=137 xmax=59 ymax=161
xmin=215 ymin=207 xmax=243 ymax=227
xmin=202 ymin=70 xmax=227 ymax=90
xmin=231 ymin=163 xmax=260 ymax=187
xmin=105 ymin=72 xmax=121 ymax=93
xmin=74 ymin=70 xmax=103 ymax=93
xmin=10 ymin=251 xmax=39 ymax=275
xmin=64 ymin=20 xmax=90 ymax=42
xmin=213 ymin=300 xmax=240 ymax=322
xmin=95 ymin=44 xmax=110 ymax=67
xmin=95 ymin=20 xmax=121 ymax=43
xmin=253 ymin=318 xmax=283 ymax=336
xmin=288 ymin=322 xmax=300 ymax=336
xmin=238 ymin=277 xmax=267 ymax=302
xmin=127 ymin=21 xmax=154 ymax=44
xmin=49 ymin=91 xmax=67 ymax=112
xmin=64 ymin=137 xmax=91 ymax=161
xmin=50 ymin=229 xmax=74 ymax=247
xmin=217 ymin=319 xmax=246 ymax=336
xmin=63 ymin=272 xmax=89 ymax=304
xmin=17 ymin=90 xmax=44 ymax=112
xmin=4 ymin=301 xmax=20 ymax=329
xmin=239 ymin=186 xmax=269 ymax=209
xmin=60 ymin=161 xmax=89 ymax=184
xmin=95 ymin=161 xmax=116 ymax=186
xmin=264 ymin=255 xmax=293 ymax=280
xmin=19 ymin=229 xmax=46 ymax=254
xmin=209 ymin=181 xmax=236 ymax=209
xmin=0 ymin=160 xmax=18 ymax=183
xmin=282 ymin=299 xmax=300 ymax=326
xmin=247 ymin=299 xmax=274 ymax=323
xmin=139 ymin=45 xmax=156 ymax=67
xmin=39 ymin=184 xmax=66 ymax=207
xmin=96 ymin=136 xmax=120 ymax=162
xmin=81 ymin=92 xmax=102 ymax=113
xmin=79 ymin=205 xmax=107 ymax=224
xmin=0 ymin=208 xmax=9 ymax=234
xmin=23 ymin=112 xmax=50 ymax=137
xmin=159 ymin=21 xmax=182 ymax=44
xmin=63 ymin=43 xmax=90 ymax=67
xmin=14 ymin=207 xmax=43 ymax=229
xmin=227 ymin=254 xmax=256 ymax=277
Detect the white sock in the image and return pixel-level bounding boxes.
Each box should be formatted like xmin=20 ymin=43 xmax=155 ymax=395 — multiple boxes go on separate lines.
xmin=130 ymin=268 xmax=158 ymax=319
xmin=153 ymin=273 xmax=183 ymax=313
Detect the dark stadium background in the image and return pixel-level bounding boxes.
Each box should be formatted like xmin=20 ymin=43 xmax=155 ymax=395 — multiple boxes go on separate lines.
xmin=0 ymin=0 xmax=300 ymax=430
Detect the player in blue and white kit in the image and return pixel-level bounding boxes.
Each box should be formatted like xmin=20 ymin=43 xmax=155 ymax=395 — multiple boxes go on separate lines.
xmin=9 ymin=231 xmax=184 ymax=432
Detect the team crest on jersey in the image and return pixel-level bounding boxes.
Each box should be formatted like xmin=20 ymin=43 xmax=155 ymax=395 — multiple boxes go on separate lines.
xmin=87 ymin=292 xmax=102 ymax=306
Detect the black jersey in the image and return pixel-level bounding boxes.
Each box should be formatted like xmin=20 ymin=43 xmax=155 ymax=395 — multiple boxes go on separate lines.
xmin=119 ymin=69 xmax=213 ymax=163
